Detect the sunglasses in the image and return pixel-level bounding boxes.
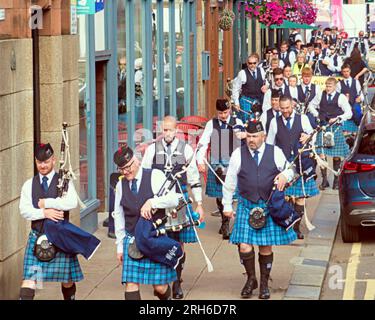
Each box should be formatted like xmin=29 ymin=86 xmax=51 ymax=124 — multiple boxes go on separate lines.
xmin=118 ymin=160 xmax=134 ymax=172
xmin=247 ymin=62 xmax=257 ymax=65
xmin=275 ymin=77 xmax=284 ymax=81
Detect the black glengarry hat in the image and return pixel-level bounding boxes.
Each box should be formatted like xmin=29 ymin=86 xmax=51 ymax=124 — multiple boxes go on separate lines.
xmin=216 ymin=99 xmax=230 ymax=111
xmin=114 ymin=144 xmax=134 ymax=168
xmin=35 ymin=143 xmax=54 ymax=161
xmin=245 ymin=119 xmax=264 ymax=134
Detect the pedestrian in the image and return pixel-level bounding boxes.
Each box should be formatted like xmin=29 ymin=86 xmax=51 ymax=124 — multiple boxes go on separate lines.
xmin=197 ymin=99 xmax=244 ymax=240
xmin=222 ymin=119 xmax=296 ymax=299
xmin=19 ymin=143 xmax=83 ymax=300
xmin=113 ymin=145 xmax=180 ymax=300
xmin=142 ymin=115 xmax=205 ymax=299
xmin=266 ymin=96 xmax=319 ymax=239
xmin=309 ymin=77 xmax=353 ymax=190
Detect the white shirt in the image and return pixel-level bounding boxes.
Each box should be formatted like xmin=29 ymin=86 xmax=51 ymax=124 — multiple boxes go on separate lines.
xmin=280 ymin=51 xmax=296 ymax=67
xmin=113 ymin=168 xmax=181 ymax=253
xmin=336 ymin=77 xmax=364 ymax=102
xmin=266 ymin=110 xmax=314 ymax=145
xmin=262 ymin=84 xmax=288 ymax=113
xmin=298 ymin=82 xmax=322 ymax=103
xmin=308 ymin=91 xmax=353 ymax=121
xmin=289 ymin=86 xmax=299 ymax=101
xmin=326 ymin=54 xmax=343 ymax=74
xmin=142 ymin=138 xmax=203 ymax=203
xmin=19 ymin=170 xmax=78 ymax=221
xmin=348 ymin=38 xmax=370 ymax=57
xmin=222 ymin=143 xmax=295 ymax=212
xmin=232 ymin=68 xmax=266 ymax=105
xmin=196 ymin=115 xmax=244 ymax=164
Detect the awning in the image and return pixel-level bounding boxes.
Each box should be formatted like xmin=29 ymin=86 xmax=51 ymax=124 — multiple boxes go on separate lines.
xmin=260 ymin=20 xmax=318 ymax=30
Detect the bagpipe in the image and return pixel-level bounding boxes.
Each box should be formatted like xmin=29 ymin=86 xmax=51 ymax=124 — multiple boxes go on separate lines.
xmin=34 ymin=123 xmax=101 ymax=262
xmin=230 ymin=98 xmax=262 ymax=121
xmin=129 ymin=146 xmax=213 ymax=271
xmin=294 ymin=88 xmax=311 ymax=115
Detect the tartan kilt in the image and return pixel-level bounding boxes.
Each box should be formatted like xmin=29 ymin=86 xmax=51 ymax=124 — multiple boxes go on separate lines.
xmin=122 ymin=235 xmax=177 ymax=285
xmin=285 ymin=176 xmax=320 ymax=198
xmin=23 ymin=231 xmax=83 ymax=283
xmin=315 ymin=124 xmax=350 ymax=158
xmin=230 ymin=196 xmax=297 ymax=246
xmin=205 ymin=164 xmax=238 ymax=199
xmin=239 ymin=96 xmax=259 ymax=123
xmin=172 ymin=191 xmax=198 ymax=244
xmin=342 ymin=120 xmax=358 ymax=133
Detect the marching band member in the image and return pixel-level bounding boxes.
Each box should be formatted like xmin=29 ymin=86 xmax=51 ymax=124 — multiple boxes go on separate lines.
xmin=262 ymin=68 xmax=291 ymax=113
xmin=279 ymin=41 xmax=296 ymax=68
xmin=223 ymin=119 xmax=296 ymax=299
xmin=19 ymin=143 xmax=83 ymax=300
xmin=325 ymin=45 xmax=343 ymax=76
xmin=337 ymin=64 xmax=364 ymax=134
xmin=142 ymin=115 xmax=204 ymax=299
xmin=309 ymin=77 xmax=352 ymax=190
xmin=348 ymin=31 xmax=370 ymax=58
xmin=311 ymin=43 xmax=333 ymax=76
xmin=260 ymin=89 xmax=281 ymax=134
xmin=113 ymin=145 xmax=180 ymax=300
xmin=197 ymin=99 xmax=244 ymax=240
xmin=266 ymin=96 xmax=319 ymax=239
xmin=232 ymin=54 xmax=268 ymax=123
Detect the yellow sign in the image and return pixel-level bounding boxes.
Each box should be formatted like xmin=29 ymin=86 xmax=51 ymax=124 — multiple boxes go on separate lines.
xmin=311 ymin=76 xmax=343 ymax=90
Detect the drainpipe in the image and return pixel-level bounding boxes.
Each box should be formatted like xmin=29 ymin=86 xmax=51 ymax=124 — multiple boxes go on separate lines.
xmin=32 ymin=24 xmax=41 ymax=175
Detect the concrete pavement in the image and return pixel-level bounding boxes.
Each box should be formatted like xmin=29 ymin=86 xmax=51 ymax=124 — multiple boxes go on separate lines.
xmin=34 ymin=191 xmax=334 ymax=300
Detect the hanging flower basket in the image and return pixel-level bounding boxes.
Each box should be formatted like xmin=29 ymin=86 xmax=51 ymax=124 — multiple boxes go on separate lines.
xmin=219 ymin=9 xmax=235 ymax=31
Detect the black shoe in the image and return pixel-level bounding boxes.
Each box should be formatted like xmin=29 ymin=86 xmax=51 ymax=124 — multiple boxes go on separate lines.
xmin=108 ymin=231 xmax=116 ymax=239
xmin=259 ymin=283 xmax=270 ymax=300
xmin=241 ymin=278 xmax=258 ymax=298
xmin=172 ymin=280 xmax=184 ymax=299
xmin=293 ymin=220 xmax=304 ymax=240
xmin=103 ymin=218 xmax=109 ymax=227
xmin=296 ymin=231 xmax=305 ymax=240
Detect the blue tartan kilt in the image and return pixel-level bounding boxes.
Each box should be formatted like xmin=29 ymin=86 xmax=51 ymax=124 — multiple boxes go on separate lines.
xmin=23 ymin=231 xmax=83 ymax=283
xmin=342 ymin=120 xmax=358 ymax=133
xmin=173 ymin=191 xmax=198 ymax=244
xmin=122 ymin=235 xmax=177 ymax=285
xmin=315 ymin=124 xmax=350 ymax=158
xmin=205 ymin=168 xmax=238 ymax=199
xmin=285 ymin=176 xmax=319 ymax=198
xmin=230 ymin=196 xmax=297 ymax=246
xmin=239 ymin=96 xmax=259 ymax=123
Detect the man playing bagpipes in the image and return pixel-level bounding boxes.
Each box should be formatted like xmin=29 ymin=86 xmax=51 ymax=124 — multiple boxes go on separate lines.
xmin=336 ymin=64 xmax=364 ymax=135
xmin=296 ymin=67 xmax=322 ymax=128
xmin=113 ymin=145 xmax=183 ymax=300
xmin=266 ymin=96 xmax=319 ymax=240
xmin=19 ymin=143 xmax=100 ymax=300
xmin=197 ymin=99 xmax=245 ymax=240
xmin=141 ymin=115 xmax=205 ymax=299
xmin=259 ymin=89 xmax=281 ymax=134
xmin=308 ymin=77 xmax=353 ymax=190
xmin=222 ymin=119 xmax=297 ymax=299
xmin=232 ymin=54 xmax=268 ymax=123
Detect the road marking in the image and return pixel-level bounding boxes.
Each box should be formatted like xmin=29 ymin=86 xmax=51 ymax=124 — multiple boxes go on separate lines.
xmin=343 ymin=243 xmax=361 ymax=300
xmin=364 ymin=280 xmax=375 ymax=300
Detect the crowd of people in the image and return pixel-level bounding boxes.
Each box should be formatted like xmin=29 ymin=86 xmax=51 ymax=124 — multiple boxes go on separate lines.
xmin=17 ymin=26 xmax=374 ymax=302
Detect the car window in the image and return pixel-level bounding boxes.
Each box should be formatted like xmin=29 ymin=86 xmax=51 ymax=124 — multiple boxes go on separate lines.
xmin=358 ymin=130 xmax=375 ymax=155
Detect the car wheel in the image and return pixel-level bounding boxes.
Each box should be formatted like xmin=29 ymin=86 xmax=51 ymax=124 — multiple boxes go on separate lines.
xmin=340 ymin=217 xmax=360 ymax=243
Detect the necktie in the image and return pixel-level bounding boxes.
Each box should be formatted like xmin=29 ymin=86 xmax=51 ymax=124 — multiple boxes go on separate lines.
xmin=253 ymin=150 xmax=259 ymax=166
xmin=283 ymin=53 xmax=286 ymax=60
xmin=286 ymin=117 xmax=292 ymax=130
xmin=42 ymin=176 xmax=48 ymax=193
xmin=220 ymin=121 xmax=227 ymax=129
xmin=346 ymin=80 xmax=350 ymax=87
xmin=328 ymin=94 xmax=332 ymax=102
xmin=166 ymin=143 xmax=172 ymax=156
xmin=276 ymin=111 xmax=280 ymax=117
xmin=305 ymin=86 xmax=309 ymax=96
xmin=131 ymin=179 xmax=138 ymax=195
xmin=252 ymin=71 xmax=257 ymax=80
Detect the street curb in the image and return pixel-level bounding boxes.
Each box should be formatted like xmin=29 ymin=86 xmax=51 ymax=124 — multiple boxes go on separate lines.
xmin=283 ymin=192 xmax=340 ymax=300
